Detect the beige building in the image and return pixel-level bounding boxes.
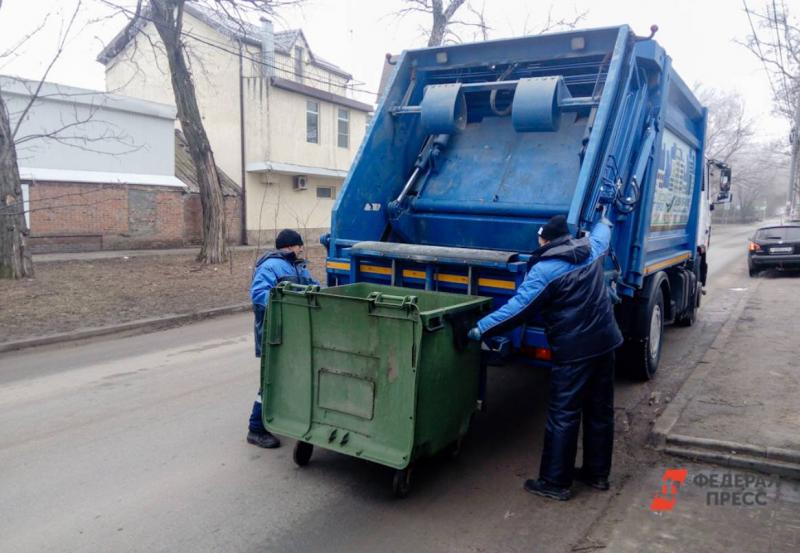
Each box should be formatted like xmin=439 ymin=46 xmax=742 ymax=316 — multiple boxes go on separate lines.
xmin=98 ymin=4 xmax=372 ymax=244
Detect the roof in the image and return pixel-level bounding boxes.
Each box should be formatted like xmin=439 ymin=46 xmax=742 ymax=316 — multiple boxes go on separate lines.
xmin=174 ymin=130 xmax=240 ymax=196
xmin=0 ymin=75 xmax=175 ymax=120
xmin=97 ymin=4 xmax=351 ymax=79
xmin=269 ymin=76 xmax=372 ymax=112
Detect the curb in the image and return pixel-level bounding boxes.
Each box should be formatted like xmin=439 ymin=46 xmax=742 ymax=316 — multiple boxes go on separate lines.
xmin=667 ymin=434 xmax=800 ymax=466
xmin=663 ymin=442 xmax=800 ymax=480
xmin=649 ymin=280 xmax=758 ymax=447
xmin=648 ymin=278 xmax=800 ymax=478
xmin=0 ymin=303 xmax=250 ymax=354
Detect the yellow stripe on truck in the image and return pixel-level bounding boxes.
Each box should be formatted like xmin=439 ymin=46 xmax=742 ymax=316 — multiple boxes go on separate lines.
xmin=361 ymin=264 xmax=392 ymax=275
xmin=477 ymin=277 xmax=516 ymax=290
xmin=644 ymin=252 xmax=691 ymax=275
xmin=326 ymin=261 xmax=517 ymax=290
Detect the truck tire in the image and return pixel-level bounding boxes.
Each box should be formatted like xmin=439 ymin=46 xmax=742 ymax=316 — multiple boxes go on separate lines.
xmin=619 ymin=284 xmax=665 ymax=381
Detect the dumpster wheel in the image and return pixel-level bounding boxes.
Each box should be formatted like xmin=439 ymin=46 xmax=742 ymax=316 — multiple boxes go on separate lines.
xmin=392 ymin=466 xmax=414 ymax=498
xmin=293 ymin=441 xmax=314 ymax=467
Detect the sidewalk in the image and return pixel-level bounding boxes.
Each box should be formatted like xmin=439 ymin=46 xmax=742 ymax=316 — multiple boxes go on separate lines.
xmin=652 ymin=271 xmax=800 ymax=477
xmin=576 ymin=462 xmax=800 ymax=552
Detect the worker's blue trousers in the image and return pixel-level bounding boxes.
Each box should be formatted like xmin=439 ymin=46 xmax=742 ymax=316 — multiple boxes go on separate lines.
xmin=248 ymin=388 xmax=265 ymax=434
xmin=538 ymin=351 xmax=615 ymax=488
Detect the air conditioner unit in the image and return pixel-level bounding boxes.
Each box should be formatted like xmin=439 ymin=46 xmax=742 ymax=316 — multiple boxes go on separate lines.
xmin=293 ymin=175 xmax=308 ymax=190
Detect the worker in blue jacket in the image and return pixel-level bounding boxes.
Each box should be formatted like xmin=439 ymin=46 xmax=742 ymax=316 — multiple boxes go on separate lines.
xmin=469 ymin=214 xmax=623 ymax=500
xmin=247 ymin=229 xmax=319 ymax=449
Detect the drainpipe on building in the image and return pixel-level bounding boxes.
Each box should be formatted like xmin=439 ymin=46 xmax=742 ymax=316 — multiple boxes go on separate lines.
xmin=238 ymin=41 xmax=248 ymax=245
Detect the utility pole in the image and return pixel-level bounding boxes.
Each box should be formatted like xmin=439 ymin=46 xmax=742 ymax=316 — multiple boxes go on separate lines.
xmin=789 ymin=104 xmax=800 ymax=219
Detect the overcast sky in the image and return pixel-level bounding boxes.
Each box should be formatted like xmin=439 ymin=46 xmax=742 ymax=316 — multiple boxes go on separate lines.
xmin=0 ymin=0 xmax=791 ymax=142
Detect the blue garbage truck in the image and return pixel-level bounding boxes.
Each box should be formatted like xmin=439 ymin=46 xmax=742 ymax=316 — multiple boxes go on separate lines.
xmin=321 ymin=25 xmax=718 ymax=381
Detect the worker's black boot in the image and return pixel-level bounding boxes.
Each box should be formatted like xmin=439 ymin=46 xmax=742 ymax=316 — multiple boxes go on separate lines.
xmin=574 ymin=466 xmax=610 ymax=491
xmin=247 ymin=430 xmax=281 ymax=449
xmin=523 ymin=478 xmax=572 ymax=501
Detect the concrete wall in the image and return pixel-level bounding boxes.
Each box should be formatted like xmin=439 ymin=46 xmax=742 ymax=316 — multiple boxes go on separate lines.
xmin=244 ymin=172 xmax=339 ymax=245
xmin=1 ymin=76 xmax=177 ymax=184
xmin=27 ymin=181 xmax=241 ymax=253
xmin=264 ymin=85 xmax=367 ymax=171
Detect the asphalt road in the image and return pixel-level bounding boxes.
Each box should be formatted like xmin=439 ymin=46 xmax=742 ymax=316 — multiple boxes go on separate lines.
xmin=0 ymin=222 xmax=768 ymax=553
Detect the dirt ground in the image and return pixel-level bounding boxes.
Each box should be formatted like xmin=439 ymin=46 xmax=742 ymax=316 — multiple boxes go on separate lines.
xmin=0 ymin=246 xmax=327 ymax=343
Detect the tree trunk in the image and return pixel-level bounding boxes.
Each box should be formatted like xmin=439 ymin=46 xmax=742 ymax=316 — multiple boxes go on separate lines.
xmin=151 ymin=0 xmax=227 ymax=264
xmin=0 ymin=88 xmax=33 ymax=279
xmin=428 ymin=3 xmax=447 ymax=47
xmin=425 ymin=0 xmax=465 ymax=47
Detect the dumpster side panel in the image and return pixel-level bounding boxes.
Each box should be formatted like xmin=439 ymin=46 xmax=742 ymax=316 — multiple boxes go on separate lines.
xmin=262 ymin=288 xmax=419 ymax=469
xmin=262 ymin=295 xmax=315 ymax=438
xmin=413 ymin=320 xmax=483 ymax=458
xmin=309 ymin=295 xmax=418 ymax=468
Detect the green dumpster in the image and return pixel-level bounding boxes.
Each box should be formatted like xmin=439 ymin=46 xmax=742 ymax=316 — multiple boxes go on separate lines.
xmin=261 ymin=282 xmax=491 ymax=497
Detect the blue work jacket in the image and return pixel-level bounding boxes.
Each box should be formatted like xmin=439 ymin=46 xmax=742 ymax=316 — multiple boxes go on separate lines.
xmin=477 ymin=221 xmax=623 ymax=363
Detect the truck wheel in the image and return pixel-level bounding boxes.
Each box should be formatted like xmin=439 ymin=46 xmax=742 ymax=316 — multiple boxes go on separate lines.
xmin=392 ymin=466 xmax=413 ymax=498
xmin=620 ymin=287 xmax=664 ymax=381
xmin=293 ymin=441 xmax=313 ymax=467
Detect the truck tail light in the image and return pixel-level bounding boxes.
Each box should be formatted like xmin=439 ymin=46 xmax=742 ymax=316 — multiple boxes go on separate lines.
xmin=521 ymin=346 xmax=552 ymax=361
xmin=748 ymin=241 xmax=762 ymax=252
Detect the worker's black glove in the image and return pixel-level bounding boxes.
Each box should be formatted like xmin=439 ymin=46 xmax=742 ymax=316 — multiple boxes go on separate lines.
xmin=467 ymin=327 xmax=482 ymax=342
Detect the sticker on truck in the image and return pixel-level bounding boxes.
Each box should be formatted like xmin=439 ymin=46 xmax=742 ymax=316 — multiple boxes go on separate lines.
xmin=651 ymin=129 xmax=697 ymax=232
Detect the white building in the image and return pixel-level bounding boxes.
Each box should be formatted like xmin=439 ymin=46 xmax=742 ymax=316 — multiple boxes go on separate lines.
xmin=98 ymin=4 xmax=372 ymax=244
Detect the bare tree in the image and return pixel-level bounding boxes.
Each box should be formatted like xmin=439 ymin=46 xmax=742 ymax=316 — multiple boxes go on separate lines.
xmin=695 ymin=87 xmax=755 ymax=163
xmin=396 ymin=0 xmax=587 ymax=47
xmin=395 ymin=0 xmax=466 ymax=47
xmin=0 ymin=80 xmax=30 ymax=278
xmin=729 ymin=142 xmax=788 ymax=222
xmin=0 ymin=0 xmax=84 ymax=279
xmin=740 ymin=1 xmax=800 ymax=216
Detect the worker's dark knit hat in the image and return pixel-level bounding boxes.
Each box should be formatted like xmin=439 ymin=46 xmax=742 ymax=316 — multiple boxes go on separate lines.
xmin=538 ymin=215 xmax=570 ymax=241
xmin=275 ymin=229 xmax=304 ymax=249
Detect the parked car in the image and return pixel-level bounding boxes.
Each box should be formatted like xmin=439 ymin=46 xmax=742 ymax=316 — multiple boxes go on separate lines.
xmin=748 ymin=224 xmax=800 ymax=277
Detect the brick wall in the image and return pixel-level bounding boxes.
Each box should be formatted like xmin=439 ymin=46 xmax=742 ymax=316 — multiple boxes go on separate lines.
xmin=27 ymin=181 xmax=242 ymax=253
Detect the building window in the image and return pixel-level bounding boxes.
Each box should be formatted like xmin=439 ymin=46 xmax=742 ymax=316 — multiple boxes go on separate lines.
xmin=337 ymin=108 xmax=349 ymax=149
xmin=306 ymin=101 xmax=319 ymax=144
xmin=294 ymin=46 xmax=304 ymax=81
xmin=316 ymin=186 xmax=335 ymax=199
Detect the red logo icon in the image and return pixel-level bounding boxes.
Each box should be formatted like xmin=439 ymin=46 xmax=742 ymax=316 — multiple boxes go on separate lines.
xmin=650 ymin=468 xmax=688 ymax=512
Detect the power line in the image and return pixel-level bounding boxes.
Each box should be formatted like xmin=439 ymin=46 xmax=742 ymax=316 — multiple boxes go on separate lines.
xmin=771 ymin=0 xmax=791 ymax=99
xmin=742 ymin=0 xmax=787 ymax=112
